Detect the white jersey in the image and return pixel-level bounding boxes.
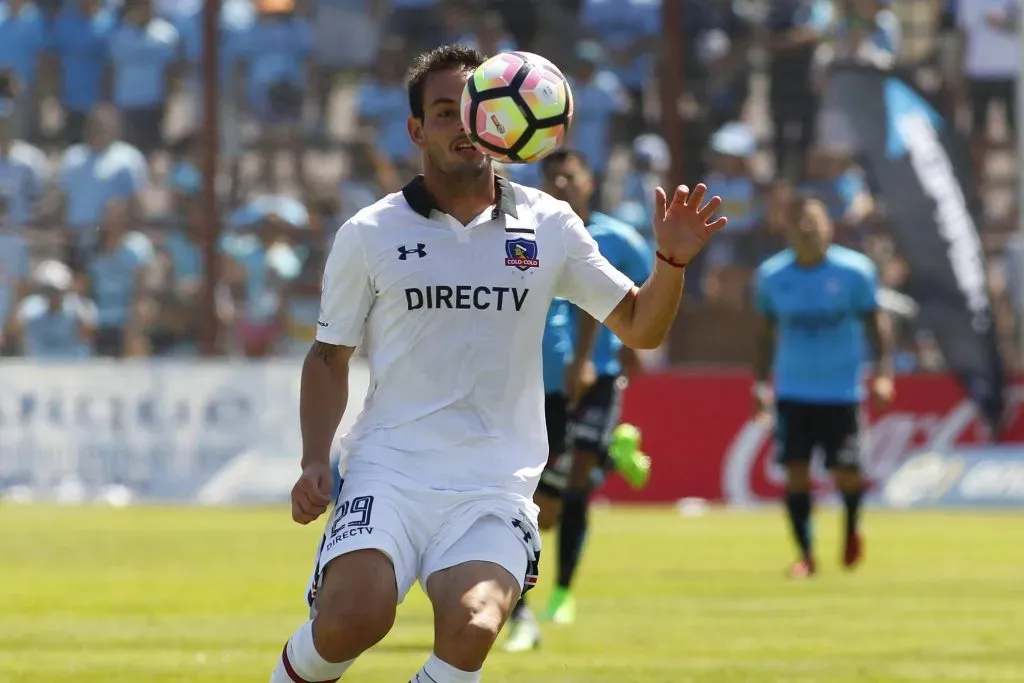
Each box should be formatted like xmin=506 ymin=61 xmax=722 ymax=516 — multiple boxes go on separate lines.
xmin=316 ymin=175 xmax=635 ymax=498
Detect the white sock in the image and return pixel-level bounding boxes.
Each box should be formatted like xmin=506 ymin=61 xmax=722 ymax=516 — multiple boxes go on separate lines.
xmin=411 ymin=653 xmax=482 ymax=683
xmin=269 ymin=620 xmax=355 ymax=682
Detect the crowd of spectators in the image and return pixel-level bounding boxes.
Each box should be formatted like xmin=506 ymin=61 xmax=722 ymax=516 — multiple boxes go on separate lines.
xmin=0 ymin=0 xmax=1017 ymax=369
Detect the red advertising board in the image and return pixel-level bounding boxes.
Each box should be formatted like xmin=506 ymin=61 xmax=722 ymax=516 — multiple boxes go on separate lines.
xmin=601 ymin=372 xmax=1024 ymax=504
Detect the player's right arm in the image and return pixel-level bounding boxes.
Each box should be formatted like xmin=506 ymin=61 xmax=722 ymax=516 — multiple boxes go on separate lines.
xmin=293 ymin=221 xmax=374 ymax=525
xmin=751 ymin=269 xmax=777 ymax=423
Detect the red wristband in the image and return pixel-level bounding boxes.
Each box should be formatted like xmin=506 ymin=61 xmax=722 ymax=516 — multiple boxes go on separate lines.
xmin=656 ymin=251 xmax=687 ymax=269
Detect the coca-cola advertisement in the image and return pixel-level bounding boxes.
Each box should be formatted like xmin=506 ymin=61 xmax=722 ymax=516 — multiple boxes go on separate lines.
xmin=601 ymin=372 xmax=1024 ymax=505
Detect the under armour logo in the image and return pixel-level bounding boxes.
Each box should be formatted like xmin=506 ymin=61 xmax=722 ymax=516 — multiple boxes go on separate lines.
xmin=397 ymin=243 xmax=427 ymax=260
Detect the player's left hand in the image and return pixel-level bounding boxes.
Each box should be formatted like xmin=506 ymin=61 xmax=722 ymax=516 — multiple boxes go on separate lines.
xmin=870 ymin=375 xmax=895 ymax=412
xmin=652 ymin=184 xmax=728 ymax=267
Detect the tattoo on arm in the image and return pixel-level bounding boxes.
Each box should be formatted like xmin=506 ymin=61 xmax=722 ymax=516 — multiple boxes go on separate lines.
xmin=752 ymin=316 xmax=776 ymax=382
xmin=312 ymin=340 xmax=339 ymax=365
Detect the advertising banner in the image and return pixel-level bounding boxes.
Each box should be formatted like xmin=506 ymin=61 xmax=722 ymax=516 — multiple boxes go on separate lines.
xmin=601 ymin=372 xmax=1024 ymax=505
xmin=0 ymin=359 xmax=371 ymax=504
xmin=882 ymin=447 xmax=1024 ymax=509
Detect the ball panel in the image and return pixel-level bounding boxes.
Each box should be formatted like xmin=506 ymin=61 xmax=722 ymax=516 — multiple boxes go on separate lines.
xmin=519 ymin=71 xmax=568 ymax=122
xmin=472 ymin=52 xmax=526 ymax=91
xmin=474 ymin=95 xmax=530 ymax=152
xmin=516 ymin=125 xmax=567 ymax=163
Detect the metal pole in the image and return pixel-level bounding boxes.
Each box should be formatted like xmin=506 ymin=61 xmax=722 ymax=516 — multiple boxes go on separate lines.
xmin=200 ymin=0 xmax=222 ymax=357
xmin=660 ymin=0 xmax=685 ymax=189
xmin=1016 ymin=6 xmax=1024 ymax=365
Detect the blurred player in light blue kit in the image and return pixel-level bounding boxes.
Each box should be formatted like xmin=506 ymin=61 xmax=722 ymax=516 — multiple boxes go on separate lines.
xmin=752 ymin=196 xmax=895 ymax=579
xmin=504 ymin=149 xmax=652 ymax=652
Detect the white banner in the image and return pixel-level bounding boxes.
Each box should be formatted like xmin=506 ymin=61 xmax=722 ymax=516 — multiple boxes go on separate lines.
xmin=0 ymin=359 xmax=371 ymax=504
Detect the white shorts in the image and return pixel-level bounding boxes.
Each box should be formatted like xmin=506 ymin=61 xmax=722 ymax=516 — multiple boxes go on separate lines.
xmin=304 ymin=468 xmax=542 ymax=610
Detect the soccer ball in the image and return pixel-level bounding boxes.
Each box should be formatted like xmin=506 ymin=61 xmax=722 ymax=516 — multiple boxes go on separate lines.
xmin=460 ymin=51 xmax=574 ymax=164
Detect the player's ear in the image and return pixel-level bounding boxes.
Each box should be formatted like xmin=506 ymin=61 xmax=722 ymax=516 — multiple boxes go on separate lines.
xmin=408 ymin=115 xmax=426 ymax=149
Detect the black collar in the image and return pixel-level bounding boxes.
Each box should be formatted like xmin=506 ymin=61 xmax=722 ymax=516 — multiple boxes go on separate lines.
xmin=401 ymin=174 xmax=518 ymax=220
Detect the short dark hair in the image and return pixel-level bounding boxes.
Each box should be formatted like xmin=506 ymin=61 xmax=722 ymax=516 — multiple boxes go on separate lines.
xmin=539 ymin=149 xmax=591 ymax=178
xmin=406 ymin=44 xmax=486 ymax=120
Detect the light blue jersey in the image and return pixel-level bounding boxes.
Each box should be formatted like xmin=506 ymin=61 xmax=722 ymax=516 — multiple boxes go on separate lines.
xmin=587 ymin=212 xmax=652 ymax=376
xmin=89 ymin=238 xmax=151 ymax=327
xmin=542 ymin=298 xmax=573 ymax=393
xmin=17 ymin=294 xmax=96 ymax=358
xmin=754 ymin=245 xmax=879 ymax=404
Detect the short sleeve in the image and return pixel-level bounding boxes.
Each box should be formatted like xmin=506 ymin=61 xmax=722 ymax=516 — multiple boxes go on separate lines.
xmin=316 ymin=221 xmax=374 ymax=347
xmin=753 ymin=270 xmax=775 ymax=318
xmin=554 ymin=216 xmax=633 ymax=323
xmin=853 ymin=262 xmax=880 ymax=313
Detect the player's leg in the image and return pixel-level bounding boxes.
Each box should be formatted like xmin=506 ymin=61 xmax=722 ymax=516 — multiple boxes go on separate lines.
xmin=548 ymin=377 xmax=620 ymax=623
xmin=270 ymin=481 xmax=419 ymax=682
xmin=417 ymin=515 xmax=536 ymax=681
xmin=823 ymin=404 xmax=866 ymax=569
xmin=776 ymin=401 xmax=817 ymax=577
xmin=504 ymin=393 xmax=567 ymax=652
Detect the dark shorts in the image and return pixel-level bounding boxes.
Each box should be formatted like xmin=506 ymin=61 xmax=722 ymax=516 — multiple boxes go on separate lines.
xmin=94 ymin=326 xmax=125 ymax=358
xmin=968 ymin=78 xmax=1016 ymax=134
xmin=774 ymin=399 xmax=863 ymax=470
xmin=568 ymin=374 xmax=626 ymax=459
xmin=121 ymin=106 xmax=165 ymax=155
xmin=537 ymin=375 xmax=626 ymax=497
xmin=537 ymin=392 xmax=568 ymax=499
xmin=544 ymin=392 xmax=568 ymax=458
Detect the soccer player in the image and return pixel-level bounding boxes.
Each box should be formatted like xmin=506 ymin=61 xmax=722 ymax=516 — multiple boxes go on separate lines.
xmin=502 ymin=296 xmax=581 ymax=652
xmin=752 ymin=196 xmax=894 ymax=579
xmin=540 ymin=149 xmax=654 ymax=625
xmin=270 ymin=44 xmax=727 ymax=683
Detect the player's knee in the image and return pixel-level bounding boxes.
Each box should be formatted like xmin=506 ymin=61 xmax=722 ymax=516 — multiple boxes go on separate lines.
xmin=832 ymin=466 xmax=862 ymax=493
xmin=435 ymin=594 xmax=508 ymax=670
xmin=786 ymin=463 xmax=812 ymax=492
xmin=311 ymin=551 xmax=398 ymax=660
xmin=312 ymin=601 xmax=395 ymax=661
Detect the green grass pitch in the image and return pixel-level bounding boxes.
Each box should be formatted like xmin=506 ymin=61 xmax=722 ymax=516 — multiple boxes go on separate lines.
xmin=2 ymin=504 xmax=1023 ymax=682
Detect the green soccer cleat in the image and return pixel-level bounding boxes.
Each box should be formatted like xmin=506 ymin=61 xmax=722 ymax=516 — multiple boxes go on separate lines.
xmin=608 ymin=423 xmax=651 ymax=490
xmin=503 ymin=615 xmax=541 ymax=652
xmin=542 ymin=587 xmax=577 ymax=625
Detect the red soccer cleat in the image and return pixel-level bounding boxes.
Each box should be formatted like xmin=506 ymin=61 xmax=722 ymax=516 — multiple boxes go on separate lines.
xmin=843 ymin=532 xmax=864 ymax=570
xmin=787 ymin=556 xmax=816 ymax=579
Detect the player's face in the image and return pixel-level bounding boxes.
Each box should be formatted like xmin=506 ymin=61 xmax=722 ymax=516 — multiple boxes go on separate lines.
xmin=408 ymin=68 xmax=489 ymax=180
xmin=788 ymin=200 xmax=833 ymax=260
xmin=542 ymin=157 xmax=594 ymax=213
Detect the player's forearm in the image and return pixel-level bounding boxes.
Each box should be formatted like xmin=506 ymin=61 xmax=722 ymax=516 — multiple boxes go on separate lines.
xmin=864 ymin=310 xmax=895 ymax=380
xmin=573 ymin=309 xmax=599 ymax=362
xmin=300 ymin=344 xmax=350 ymax=468
xmin=752 ymin=318 xmax=776 ymax=383
xmin=617 ymin=260 xmax=685 ymax=350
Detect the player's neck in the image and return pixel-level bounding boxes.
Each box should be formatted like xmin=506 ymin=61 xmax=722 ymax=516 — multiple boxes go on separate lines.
xmin=795 ymin=251 xmax=827 ymax=268
xmin=423 ymin=166 xmax=496 ymax=225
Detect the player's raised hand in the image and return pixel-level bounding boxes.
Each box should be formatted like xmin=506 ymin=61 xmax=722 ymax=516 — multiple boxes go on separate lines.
xmin=291 ymin=461 xmax=334 ymax=525
xmin=651 ymin=184 xmax=728 ymax=267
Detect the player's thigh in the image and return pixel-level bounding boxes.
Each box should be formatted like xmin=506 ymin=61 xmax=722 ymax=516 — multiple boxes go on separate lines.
xmin=424 ymin=516 xmax=529 ymax=665
xmin=775 ymin=401 xmax=816 ymax=485
xmin=820 ymin=403 xmax=864 ymax=473
xmin=309 ymin=479 xmax=420 ymax=632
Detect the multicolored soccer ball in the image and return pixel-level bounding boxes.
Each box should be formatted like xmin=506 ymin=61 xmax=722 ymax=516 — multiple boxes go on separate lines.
xmin=461 ymin=51 xmax=574 ymax=164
